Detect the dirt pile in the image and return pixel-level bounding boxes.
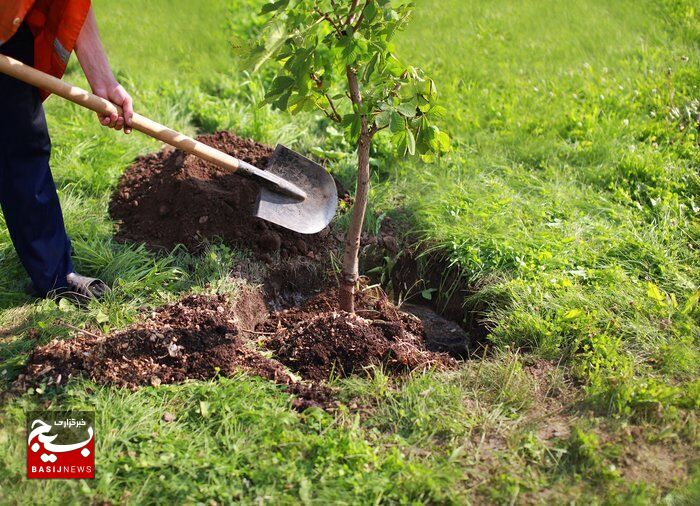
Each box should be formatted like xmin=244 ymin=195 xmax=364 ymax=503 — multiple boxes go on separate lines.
xmin=263 ymin=288 xmax=456 ymax=381
xmin=19 ymin=287 xmax=453 ymax=409
xmin=109 ymin=131 xmax=338 ymax=258
xmin=18 ymin=290 xmax=334 ymax=409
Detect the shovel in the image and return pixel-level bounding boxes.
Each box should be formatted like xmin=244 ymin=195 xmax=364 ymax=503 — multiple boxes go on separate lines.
xmin=0 ymin=54 xmax=338 ymax=235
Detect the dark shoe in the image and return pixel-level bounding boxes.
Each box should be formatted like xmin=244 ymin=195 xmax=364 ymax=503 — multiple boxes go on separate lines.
xmin=27 ymin=273 xmax=110 ymax=303
xmin=64 ymin=272 xmax=110 ymax=300
xmin=44 ymin=273 xmax=111 ymax=304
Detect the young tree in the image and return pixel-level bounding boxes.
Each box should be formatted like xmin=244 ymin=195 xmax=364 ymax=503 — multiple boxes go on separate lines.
xmin=248 ymin=0 xmax=450 ymax=312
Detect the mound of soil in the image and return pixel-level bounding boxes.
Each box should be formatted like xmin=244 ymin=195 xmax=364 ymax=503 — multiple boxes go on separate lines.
xmin=263 ymin=288 xmax=455 ymax=381
xmin=109 ymin=131 xmax=338 ymax=258
xmin=18 ymin=287 xmax=452 ymax=410
xmin=18 ymin=289 xmax=334 ymax=409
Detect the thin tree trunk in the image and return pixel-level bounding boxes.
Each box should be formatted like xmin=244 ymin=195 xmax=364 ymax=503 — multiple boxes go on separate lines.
xmin=339 ymin=66 xmax=372 ymax=312
xmin=339 ymin=134 xmax=371 ymax=312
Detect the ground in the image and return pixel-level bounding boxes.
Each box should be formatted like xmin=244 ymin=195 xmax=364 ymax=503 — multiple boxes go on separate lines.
xmin=0 ymin=0 xmax=698 ymax=504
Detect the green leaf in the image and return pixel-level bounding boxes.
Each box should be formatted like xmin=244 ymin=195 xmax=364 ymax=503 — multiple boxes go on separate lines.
xmin=341 ymin=114 xmax=355 ymax=127
xmin=435 ymin=130 xmax=451 ymax=152
xmin=418 ymin=96 xmax=431 ymax=113
xmin=681 ymin=290 xmax=699 ymax=315
xmin=58 ymin=298 xmax=73 ymax=312
xmin=266 ymin=76 xmax=295 ymax=98
xmin=393 ymin=128 xmax=415 ymax=156
xmin=563 ymin=308 xmax=583 ymax=320
xmin=646 ymin=282 xmax=666 ymax=305
xmin=406 ymin=129 xmax=416 ymax=155
xmin=259 ymin=0 xmax=289 ymax=15
xmin=343 ymin=113 xmax=362 ymax=140
xmin=363 ymin=52 xmax=380 ymax=82
xmin=389 ymin=112 xmax=404 ymax=133
xmin=242 ymin=22 xmax=288 ymax=72
xmin=95 ymin=311 xmax=109 ymax=324
xmin=396 ymin=99 xmax=418 ymax=117
xmin=399 ymin=83 xmax=416 ymax=100
xmin=364 ymin=1 xmax=379 ymax=22
xmin=394 ymin=130 xmax=409 ymax=155
xmin=272 ymin=90 xmax=291 ymax=110
xmin=375 ymin=110 xmax=392 ymax=129
xmin=427 ymin=105 xmax=447 ymax=120
xmin=288 ymin=93 xmax=315 ymax=114
xmin=416 ymin=79 xmax=433 ymax=96
xmin=385 ymin=57 xmax=405 ymax=77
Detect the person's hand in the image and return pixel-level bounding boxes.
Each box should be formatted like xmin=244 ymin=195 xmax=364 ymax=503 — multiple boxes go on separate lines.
xmin=93 ymin=82 xmax=133 ymax=134
xmin=75 ymin=8 xmax=133 ymax=134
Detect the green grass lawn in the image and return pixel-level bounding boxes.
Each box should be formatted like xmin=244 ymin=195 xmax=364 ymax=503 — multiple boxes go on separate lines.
xmin=1 ymin=0 xmax=698 ymax=503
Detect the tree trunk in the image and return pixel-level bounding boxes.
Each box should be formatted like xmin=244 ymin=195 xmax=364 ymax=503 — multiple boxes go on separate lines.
xmin=339 ymin=134 xmax=371 ymax=312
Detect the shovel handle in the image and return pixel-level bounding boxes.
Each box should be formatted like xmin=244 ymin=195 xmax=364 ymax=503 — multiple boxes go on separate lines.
xmin=0 ymin=54 xmax=307 ymax=200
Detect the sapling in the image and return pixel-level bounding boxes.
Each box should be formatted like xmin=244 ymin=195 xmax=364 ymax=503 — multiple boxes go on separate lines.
xmin=247 ymin=0 xmax=450 ymax=312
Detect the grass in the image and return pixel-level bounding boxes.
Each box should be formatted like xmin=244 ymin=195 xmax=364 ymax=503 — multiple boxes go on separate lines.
xmin=1 ymin=0 xmax=698 ymax=503
xmin=383 ymin=0 xmax=700 ymax=418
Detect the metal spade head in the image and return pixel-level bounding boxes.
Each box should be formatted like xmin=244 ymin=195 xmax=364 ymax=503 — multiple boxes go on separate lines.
xmin=253 ymin=145 xmax=338 ymax=234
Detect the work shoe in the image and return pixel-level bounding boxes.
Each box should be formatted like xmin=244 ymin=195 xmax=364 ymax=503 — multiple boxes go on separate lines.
xmin=62 ymin=272 xmax=111 ymax=302
xmin=28 ymin=273 xmax=111 ymax=304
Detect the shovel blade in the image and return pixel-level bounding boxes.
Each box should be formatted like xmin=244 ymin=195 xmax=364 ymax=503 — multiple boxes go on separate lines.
xmin=253 ymin=145 xmax=338 ymax=234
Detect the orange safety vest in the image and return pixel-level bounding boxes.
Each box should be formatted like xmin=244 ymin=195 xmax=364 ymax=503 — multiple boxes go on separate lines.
xmin=0 ymin=0 xmax=91 ymax=100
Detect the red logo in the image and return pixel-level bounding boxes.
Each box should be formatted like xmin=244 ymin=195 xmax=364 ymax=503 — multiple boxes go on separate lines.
xmin=27 ymin=411 xmax=95 ymax=479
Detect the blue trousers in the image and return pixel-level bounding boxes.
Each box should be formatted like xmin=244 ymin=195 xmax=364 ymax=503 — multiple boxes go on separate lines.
xmin=0 ymin=24 xmax=73 ymax=296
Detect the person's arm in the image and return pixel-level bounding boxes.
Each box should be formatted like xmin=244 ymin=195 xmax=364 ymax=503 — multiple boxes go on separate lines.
xmin=74 ymin=6 xmax=133 ymax=134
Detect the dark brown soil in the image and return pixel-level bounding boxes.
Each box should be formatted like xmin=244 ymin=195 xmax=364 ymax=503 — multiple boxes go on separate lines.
xmin=17 ymin=289 xmax=335 ymax=410
xmin=18 ymin=285 xmax=453 ymax=409
xmin=263 ymin=287 xmax=456 ymax=381
xmin=109 ymin=131 xmax=338 ymax=258
xmin=18 ymin=283 xmax=454 ymax=409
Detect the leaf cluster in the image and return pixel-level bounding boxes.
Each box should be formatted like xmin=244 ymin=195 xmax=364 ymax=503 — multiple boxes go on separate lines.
xmin=243 ymin=0 xmax=450 ymax=159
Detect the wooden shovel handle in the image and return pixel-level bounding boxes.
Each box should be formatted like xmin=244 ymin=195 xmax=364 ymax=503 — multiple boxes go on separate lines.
xmin=0 ymin=54 xmax=243 ymax=173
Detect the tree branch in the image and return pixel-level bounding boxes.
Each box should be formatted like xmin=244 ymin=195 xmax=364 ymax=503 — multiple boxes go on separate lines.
xmin=346 ymin=0 xmax=360 ymax=26
xmin=320 ymin=106 xmax=341 ymax=123
xmin=329 ymin=0 xmax=345 ymax=27
xmin=310 ymin=72 xmax=342 ymax=123
xmin=325 ymin=93 xmax=342 ymax=122
xmin=370 ymin=123 xmax=387 ymax=135
xmin=353 ymin=0 xmax=371 ymax=31
xmin=315 ymin=8 xmax=344 ymax=37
